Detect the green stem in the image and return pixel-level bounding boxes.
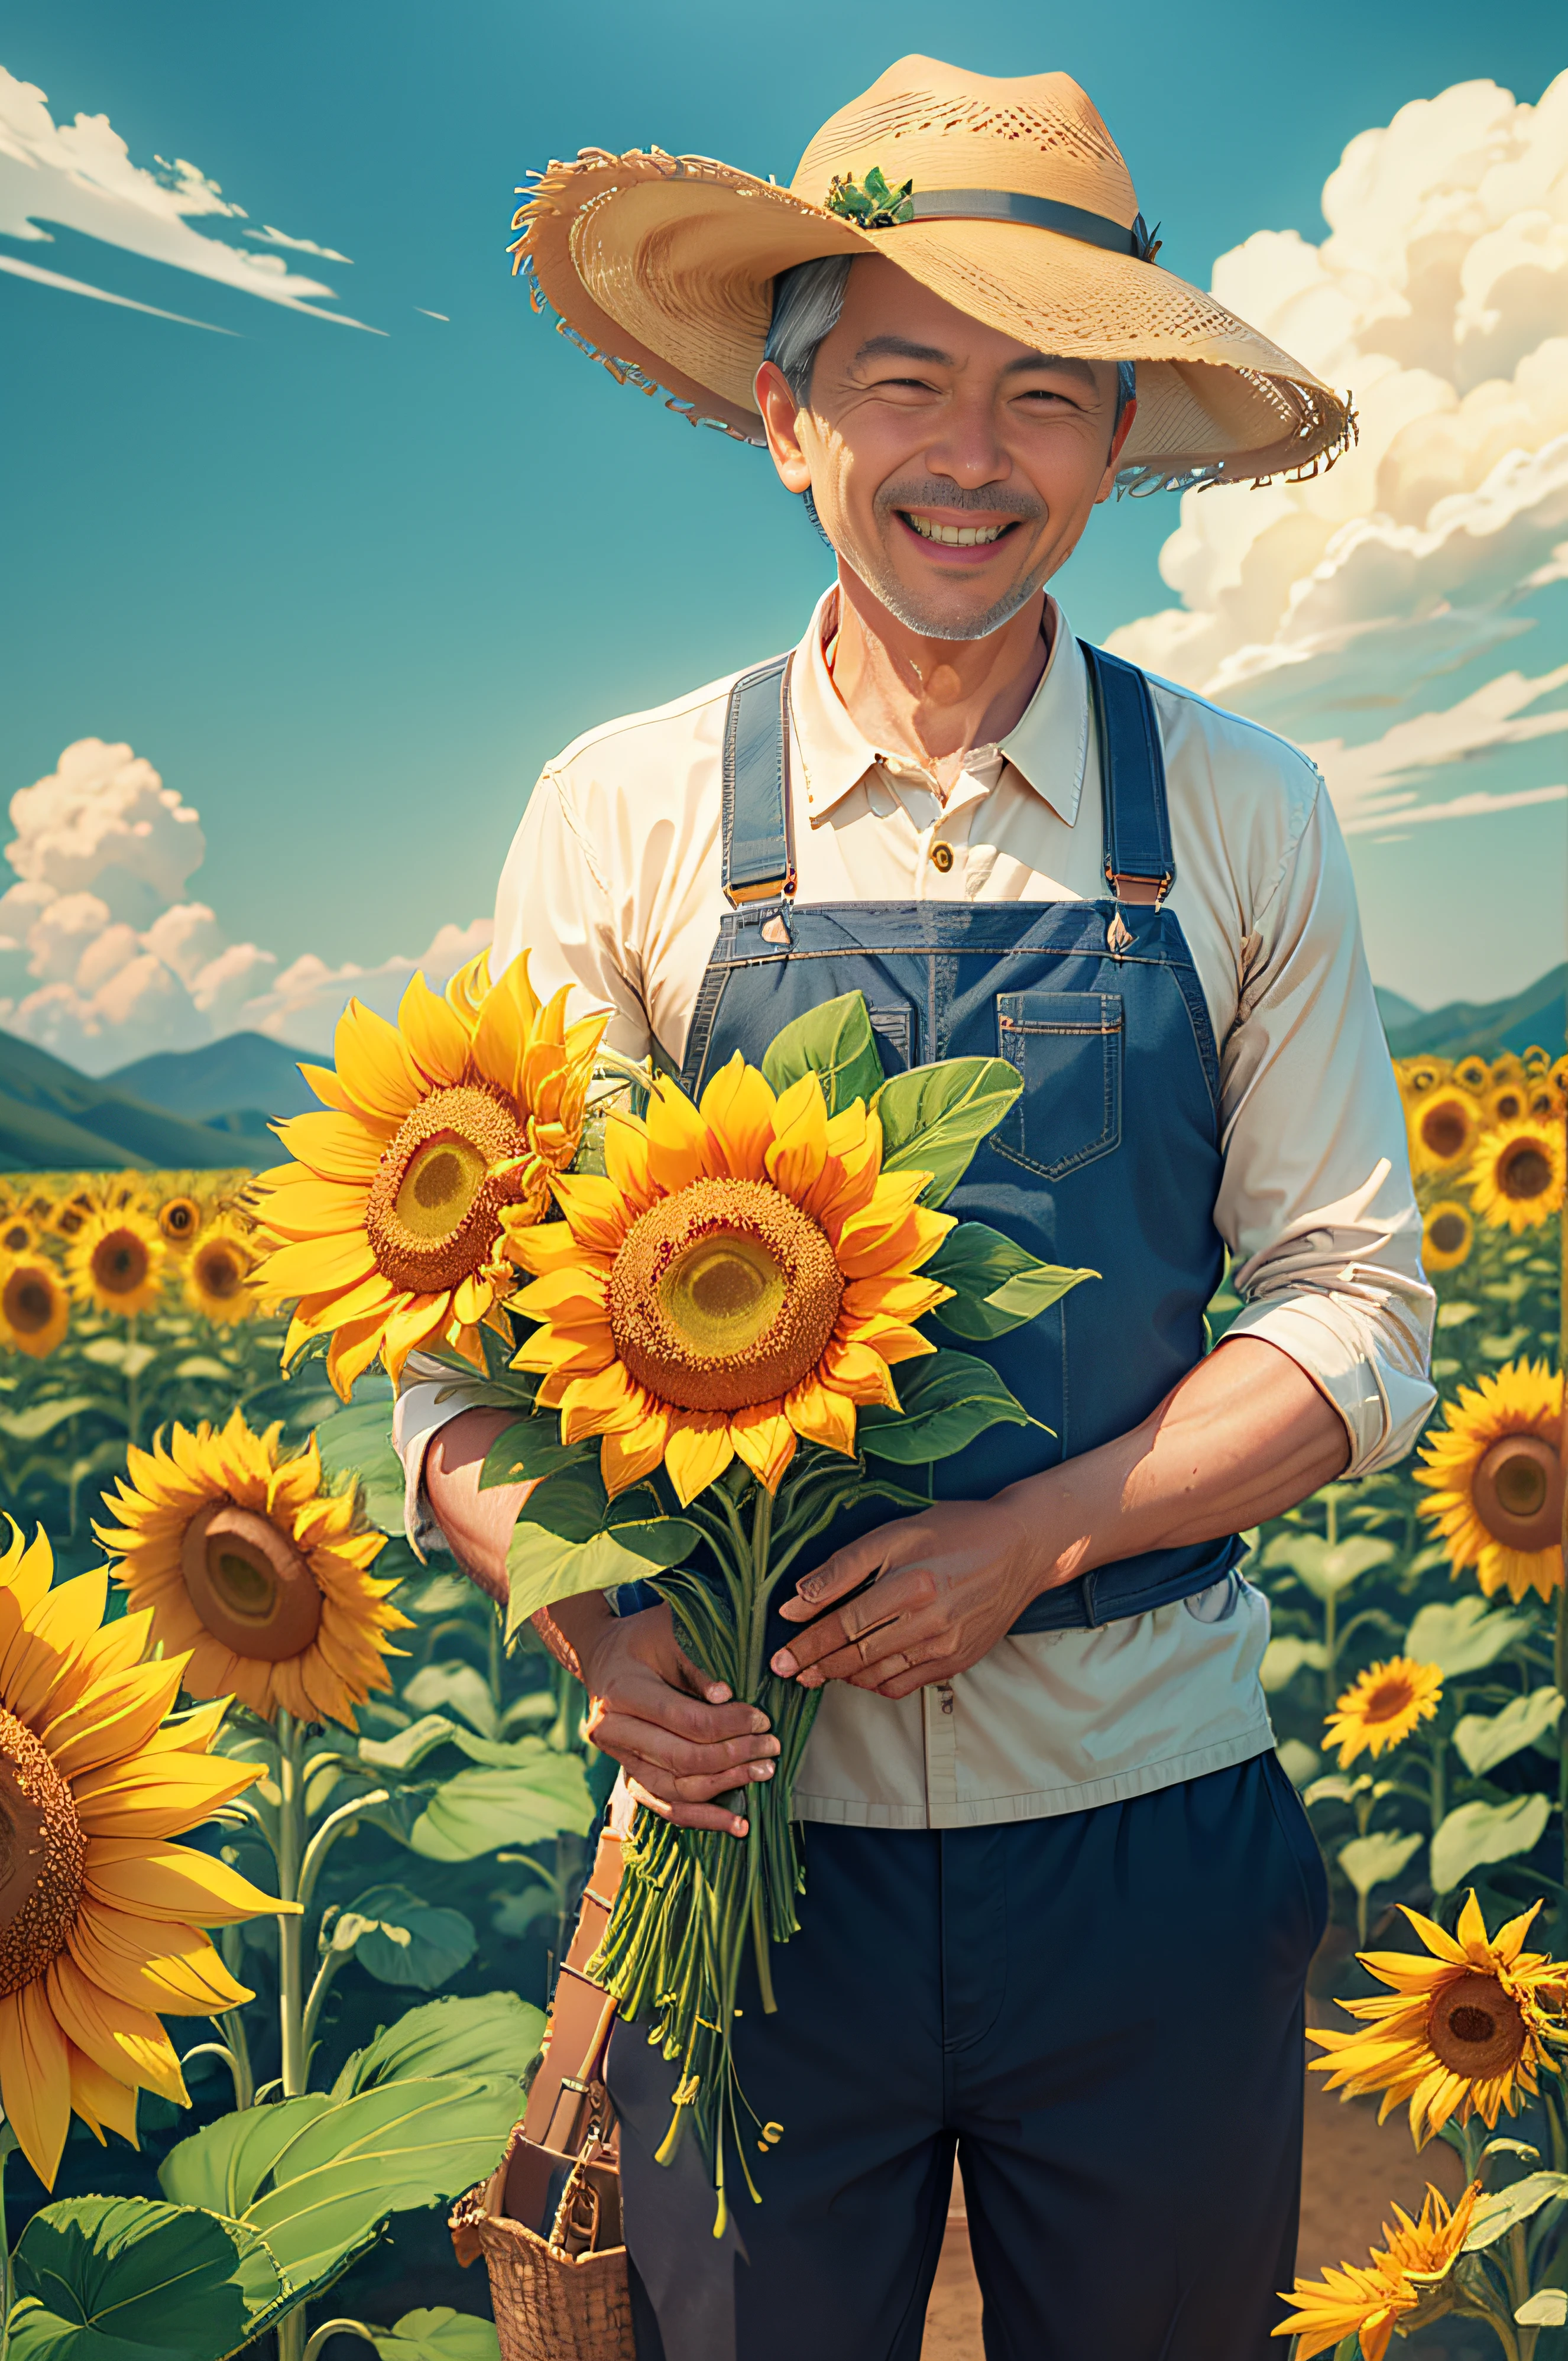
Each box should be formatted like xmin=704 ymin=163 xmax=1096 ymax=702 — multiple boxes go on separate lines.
xmin=297 ymin=1790 xmax=390 ymax=1916
xmin=276 ymin=1711 xmax=307 ymax=2099
xmin=300 ymin=1949 xmax=346 ymax=2062
xmin=300 ymin=2327 xmax=376 ymax=2361
xmin=125 ymin=1315 xmax=140 ymax=1453
xmin=1431 ymin=1728 xmax=1447 ymax=1839
xmin=0 ymin=2122 xmax=17 ymax=2361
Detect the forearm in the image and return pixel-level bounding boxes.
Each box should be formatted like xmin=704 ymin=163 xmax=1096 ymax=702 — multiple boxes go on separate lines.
xmin=422 ymin=1407 xmax=615 ymax=1679
xmin=1012 ymin=1333 xmax=1350 ymax=1597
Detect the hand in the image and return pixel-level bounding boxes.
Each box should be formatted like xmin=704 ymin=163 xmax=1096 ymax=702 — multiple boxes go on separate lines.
xmin=581 ymin=1602 xmax=779 ymax=1838
xmin=770 ymin=1497 xmax=1042 ymax=1700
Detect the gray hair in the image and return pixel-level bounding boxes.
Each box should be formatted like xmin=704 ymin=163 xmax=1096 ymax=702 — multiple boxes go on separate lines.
xmin=763 ymin=254 xmax=1137 ymax=423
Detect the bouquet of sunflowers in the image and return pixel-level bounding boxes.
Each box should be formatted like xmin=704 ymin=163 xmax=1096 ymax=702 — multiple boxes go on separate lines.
xmin=251 ymin=954 xmax=1092 ymax=2220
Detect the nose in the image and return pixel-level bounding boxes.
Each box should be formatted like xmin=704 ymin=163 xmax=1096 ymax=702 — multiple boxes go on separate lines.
xmin=921 ymin=380 xmax=1012 ymax=491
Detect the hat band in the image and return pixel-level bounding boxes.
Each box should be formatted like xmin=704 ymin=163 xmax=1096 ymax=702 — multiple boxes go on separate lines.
xmin=908 ymin=189 xmax=1159 ymax=261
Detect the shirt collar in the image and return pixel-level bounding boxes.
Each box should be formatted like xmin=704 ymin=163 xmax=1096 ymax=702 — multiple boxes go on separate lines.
xmin=788 ymin=585 xmax=1090 ymax=828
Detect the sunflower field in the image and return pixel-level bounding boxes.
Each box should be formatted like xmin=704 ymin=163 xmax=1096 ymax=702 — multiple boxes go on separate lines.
xmin=0 ymin=1154 xmax=607 ymax=2361
xmin=0 ymin=982 xmax=1564 ymax=2361
xmin=1255 ymin=1045 xmax=1568 ymax=2357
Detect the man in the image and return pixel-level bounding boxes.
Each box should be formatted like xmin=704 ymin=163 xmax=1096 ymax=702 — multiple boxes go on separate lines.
xmin=396 ymin=55 xmax=1434 ymax=2360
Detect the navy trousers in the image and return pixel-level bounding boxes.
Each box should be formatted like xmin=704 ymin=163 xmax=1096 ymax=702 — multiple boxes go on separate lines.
xmin=607 ymin=1752 xmax=1327 ymax=2361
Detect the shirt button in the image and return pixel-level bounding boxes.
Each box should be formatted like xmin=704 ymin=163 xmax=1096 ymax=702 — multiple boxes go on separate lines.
xmin=930 ymin=843 xmax=954 ymax=874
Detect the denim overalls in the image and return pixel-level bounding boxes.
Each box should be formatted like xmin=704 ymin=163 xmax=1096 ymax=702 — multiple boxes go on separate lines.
xmin=676 ymin=637 xmax=1243 ymax=1628
xmin=610 ymin=639 xmax=1321 ymax=2361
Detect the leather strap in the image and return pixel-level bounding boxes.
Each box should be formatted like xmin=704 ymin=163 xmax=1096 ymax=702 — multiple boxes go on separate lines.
xmin=1083 ymin=642 xmax=1174 ymax=903
xmin=721 ymin=653 xmax=796 ymax=906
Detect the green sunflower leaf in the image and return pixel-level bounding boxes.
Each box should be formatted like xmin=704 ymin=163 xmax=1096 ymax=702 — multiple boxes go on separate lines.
xmin=926 ymin=1221 xmax=1097 ymax=1339
xmin=161 ymin=2078 xmax=519 ymax=2316
xmin=370 ymin=2311 xmax=502 ymax=2361
xmin=1430 ymin=1793 xmax=1551 ymax=1896
xmin=761 ymin=990 xmax=887 ymax=1117
xmin=1463 ymin=2171 xmax=1568 ymax=2251
xmin=312 ymin=1398 xmax=405 ymax=1534
xmin=873 ymin=1059 xmax=1022 ymax=1206
xmin=9 ymin=2195 xmax=284 ymax=2361
xmin=478 ymin=1417 xmax=597 ymax=1492
xmin=857 ymin=1349 xmax=1034 ymax=1462
xmin=328 ymin=1883 xmax=477 ymax=1988
xmin=1404 ymin=1595 xmax=1532 ymax=1676
xmin=333 ymin=1991 xmax=545 ymax=2098
xmin=1453 ymin=1686 xmax=1565 ymax=1777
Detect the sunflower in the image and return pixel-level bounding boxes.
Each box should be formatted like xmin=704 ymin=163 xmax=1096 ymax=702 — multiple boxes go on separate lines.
xmin=1452 ymin=1055 xmax=1489 ymax=1094
xmin=509 ymin=1052 xmax=954 ymax=1505
xmin=1421 ymin=1200 xmax=1473 ymax=1273
xmin=95 ymin=1408 xmax=412 ymax=1728
xmin=1408 ymin=1085 xmax=1483 ymax=1175
xmin=1466 ymin=1116 xmax=1564 ymax=1233
xmin=1415 ymin=1359 xmax=1563 ymax=1602
xmin=0 ymin=1214 xmax=36 ymax=1258
xmin=65 ymin=1206 xmax=167 ymax=1318
xmin=1396 ymin=1058 xmax=1447 ymax=1102
xmin=250 ymin=952 xmax=607 ymax=1397
xmin=0 ymin=1522 xmax=286 ymax=2188
xmin=184 ymin=1220 xmax=257 ymax=1325
xmin=1324 ymin=1657 xmax=1442 ymax=1767
xmin=1274 ymin=2183 xmax=1479 ymax=2361
xmin=0 ymin=1258 xmax=70 ymax=1358
xmin=157 ymin=1193 xmax=205 ymax=1249
xmin=1308 ymin=1892 xmax=1568 ymax=2145
xmin=1550 ymin=1052 xmax=1568 ymax=1106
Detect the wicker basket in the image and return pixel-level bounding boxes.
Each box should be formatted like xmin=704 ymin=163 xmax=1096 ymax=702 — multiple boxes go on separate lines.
xmin=451 ymin=2150 xmax=634 ymax=2361
xmin=449 ymin=1827 xmax=634 ymax=2361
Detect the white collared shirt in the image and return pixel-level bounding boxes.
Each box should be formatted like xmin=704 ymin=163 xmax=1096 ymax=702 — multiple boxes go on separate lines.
xmin=394 ymin=590 xmax=1434 ymax=1829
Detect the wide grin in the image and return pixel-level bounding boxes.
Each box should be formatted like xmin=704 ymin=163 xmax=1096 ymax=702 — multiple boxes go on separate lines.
xmin=900 ymin=513 xmax=1015 ymax=548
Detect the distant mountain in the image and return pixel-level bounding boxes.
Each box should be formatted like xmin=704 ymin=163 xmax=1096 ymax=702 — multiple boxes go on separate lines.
xmin=1373 ymin=986 xmax=1426 ymax=1034
xmin=108 ymin=1034 xmax=317 ymax=1127
xmin=1382 ymin=963 xmax=1566 ymax=1063
xmin=0 ymin=1030 xmax=279 ymax=1173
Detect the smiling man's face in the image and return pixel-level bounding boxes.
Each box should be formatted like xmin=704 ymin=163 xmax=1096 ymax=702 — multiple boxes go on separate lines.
xmin=756 ymin=257 xmax=1133 ymax=643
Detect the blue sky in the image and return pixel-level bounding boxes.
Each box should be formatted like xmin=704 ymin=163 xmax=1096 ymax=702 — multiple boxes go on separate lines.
xmin=2 ymin=0 xmax=1565 ymax=1066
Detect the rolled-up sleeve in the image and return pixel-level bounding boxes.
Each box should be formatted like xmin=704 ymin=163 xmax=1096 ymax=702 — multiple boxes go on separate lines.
xmin=1213 ymin=777 xmax=1434 ymax=1476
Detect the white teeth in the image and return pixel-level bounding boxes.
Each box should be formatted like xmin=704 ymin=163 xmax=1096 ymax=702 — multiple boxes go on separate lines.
xmin=905 ymin=514 xmax=1007 ymax=546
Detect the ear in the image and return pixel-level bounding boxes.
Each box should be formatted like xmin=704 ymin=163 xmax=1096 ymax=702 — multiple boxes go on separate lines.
xmin=754 ymin=360 xmax=814 ymax=494
xmin=1094 ymin=396 xmax=1138 ymax=506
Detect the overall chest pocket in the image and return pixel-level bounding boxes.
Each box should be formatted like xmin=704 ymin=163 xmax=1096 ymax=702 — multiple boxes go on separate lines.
xmin=994 ymin=992 xmax=1123 ymax=1180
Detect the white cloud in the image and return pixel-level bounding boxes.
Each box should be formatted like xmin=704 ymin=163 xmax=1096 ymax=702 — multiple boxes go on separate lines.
xmin=1108 ymin=71 xmax=1568 ymax=838
xmin=0 ymin=740 xmax=491 ymax=1074
xmin=0 ymin=65 xmax=379 ymax=332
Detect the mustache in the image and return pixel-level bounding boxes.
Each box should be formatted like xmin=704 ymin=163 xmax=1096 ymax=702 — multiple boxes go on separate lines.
xmin=874 ymin=478 xmax=1044 ymax=523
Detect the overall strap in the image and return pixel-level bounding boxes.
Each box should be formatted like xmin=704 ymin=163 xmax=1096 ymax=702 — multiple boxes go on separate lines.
xmin=1081 ymin=642 xmax=1174 ymax=905
xmin=721 ymin=653 xmax=796 ymax=906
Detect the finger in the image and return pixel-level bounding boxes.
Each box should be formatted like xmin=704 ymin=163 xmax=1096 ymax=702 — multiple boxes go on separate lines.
xmin=627 ymin=1775 xmax=750 ymax=1839
xmin=777 ymin=1533 xmax=893 ymax=1622
xmin=773 ymin=1570 xmax=933 ymax=1677
xmin=590 ymin=1711 xmax=780 ymax=1779
xmin=671 ymin=1643 xmax=735 ymax=1708
xmin=851 ymin=1651 xmax=911 ymax=1689
xmin=627 ymin=1753 xmax=776 ymax=1805
xmin=794 ymin=1604 xmax=951 ymax=1689
xmin=610 ymin=1685 xmax=771 ymax=1745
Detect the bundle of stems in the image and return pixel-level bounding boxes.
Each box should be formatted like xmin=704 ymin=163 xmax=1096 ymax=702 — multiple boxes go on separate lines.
xmin=586 ymin=1451 xmax=923 ymax=2232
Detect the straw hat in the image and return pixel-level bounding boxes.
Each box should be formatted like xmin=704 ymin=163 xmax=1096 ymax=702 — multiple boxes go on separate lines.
xmin=510 ymin=54 xmax=1352 ymax=491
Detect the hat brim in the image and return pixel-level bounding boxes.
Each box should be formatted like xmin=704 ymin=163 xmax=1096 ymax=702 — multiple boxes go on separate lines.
xmin=513 ymin=151 xmax=1352 ymax=488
